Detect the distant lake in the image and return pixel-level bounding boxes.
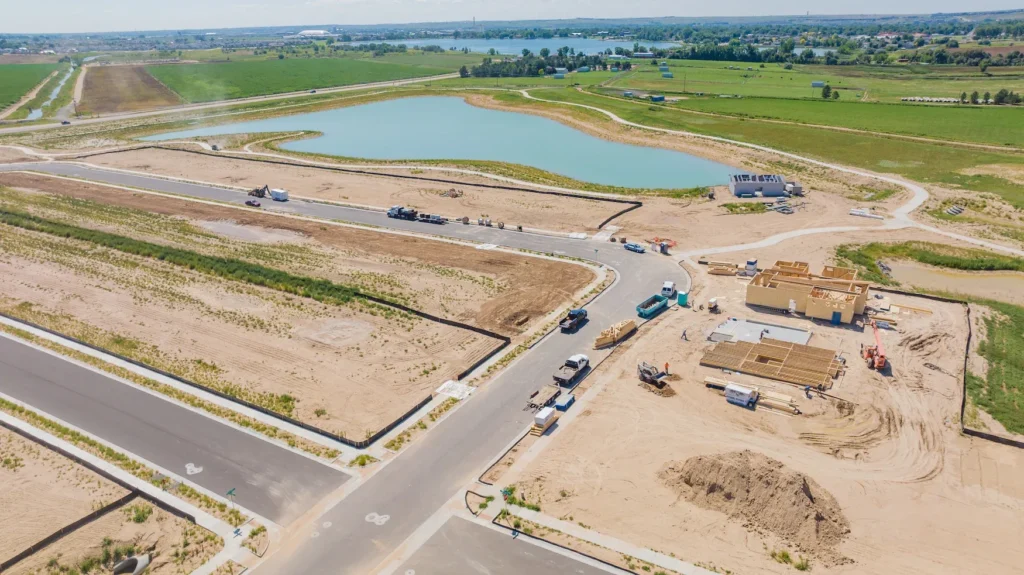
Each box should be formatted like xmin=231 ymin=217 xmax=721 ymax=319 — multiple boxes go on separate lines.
xmin=142 ymin=96 xmax=734 ymax=190
xmin=363 ymin=37 xmax=680 ymax=55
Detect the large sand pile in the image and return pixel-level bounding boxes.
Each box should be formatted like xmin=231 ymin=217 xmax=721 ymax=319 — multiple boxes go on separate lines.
xmin=658 ymin=450 xmax=850 ymax=564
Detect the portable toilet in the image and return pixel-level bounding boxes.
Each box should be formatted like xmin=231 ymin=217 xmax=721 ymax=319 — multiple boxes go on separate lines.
xmin=745 ymin=259 xmax=758 ymax=276
xmin=677 ymin=292 xmax=689 ymax=307
xmin=554 ymin=73 xmax=565 ymax=79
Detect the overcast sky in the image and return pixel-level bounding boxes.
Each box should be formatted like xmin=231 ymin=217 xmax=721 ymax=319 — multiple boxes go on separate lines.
xmin=4 ymin=0 xmax=1023 ymax=34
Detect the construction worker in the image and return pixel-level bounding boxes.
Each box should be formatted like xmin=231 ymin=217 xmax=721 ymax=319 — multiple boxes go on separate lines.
xmin=804 ymin=386 xmax=812 ymax=399
xmin=664 ymin=362 xmax=669 ymax=375
xmin=681 ymin=329 xmax=688 ymax=341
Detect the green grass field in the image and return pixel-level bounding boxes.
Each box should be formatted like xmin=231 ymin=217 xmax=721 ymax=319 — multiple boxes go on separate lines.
xmin=146 ymin=58 xmax=453 ymax=102
xmin=0 ymin=63 xmax=60 ymax=110
xmin=514 ymin=88 xmax=1024 ymax=207
xmin=609 ymin=60 xmax=1024 ymax=103
xmin=637 ymin=94 xmax=1024 ymax=147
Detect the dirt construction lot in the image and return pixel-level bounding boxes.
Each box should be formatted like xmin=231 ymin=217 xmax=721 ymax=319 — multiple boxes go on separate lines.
xmin=82 ymin=148 xmax=626 ymax=233
xmin=508 ymin=273 xmax=1024 ymax=574
xmin=79 ymin=66 xmax=182 ymax=115
xmin=0 ymin=174 xmax=594 ymax=437
xmin=0 ymin=426 xmax=218 ymax=574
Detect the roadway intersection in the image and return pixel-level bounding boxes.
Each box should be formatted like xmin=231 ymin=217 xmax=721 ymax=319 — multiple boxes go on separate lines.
xmin=0 ymin=161 xmax=690 ymax=573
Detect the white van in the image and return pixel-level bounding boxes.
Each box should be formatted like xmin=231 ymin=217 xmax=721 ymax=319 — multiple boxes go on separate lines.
xmin=661 ymin=281 xmax=677 ymax=298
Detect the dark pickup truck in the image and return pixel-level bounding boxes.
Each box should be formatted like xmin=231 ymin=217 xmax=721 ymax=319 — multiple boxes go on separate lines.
xmin=559 ymin=309 xmax=587 ymax=332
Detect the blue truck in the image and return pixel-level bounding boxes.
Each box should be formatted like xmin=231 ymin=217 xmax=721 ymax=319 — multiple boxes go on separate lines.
xmin=636 ymin=294 xmax=669 ymax=319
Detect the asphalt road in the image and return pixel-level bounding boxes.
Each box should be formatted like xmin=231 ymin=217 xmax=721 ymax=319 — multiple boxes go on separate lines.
xmin=0 ymin=335 xmax=348 ymax=526
xmin=0 ymin=162 xmax=691 ymax=572
xmin=397 ymin=516 xmax=626 ymax=575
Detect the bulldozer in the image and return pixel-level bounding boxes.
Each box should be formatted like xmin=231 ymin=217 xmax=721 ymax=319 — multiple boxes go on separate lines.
xmin=248 ymin=185 xmax=270 ymax=198
xmin=861 ymin=320 xmax=887 ymax=370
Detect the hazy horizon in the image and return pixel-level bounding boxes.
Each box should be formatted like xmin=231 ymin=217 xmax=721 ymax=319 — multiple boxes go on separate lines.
xmin=4 ymin=1 xmax=1023 ymax=35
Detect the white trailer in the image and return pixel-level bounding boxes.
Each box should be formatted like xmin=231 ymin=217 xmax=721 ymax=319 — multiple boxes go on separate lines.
xmin=725 ymin=383 xmax=759 ymax=407
xmin=270 ymin=188 xmax=289 ymax=201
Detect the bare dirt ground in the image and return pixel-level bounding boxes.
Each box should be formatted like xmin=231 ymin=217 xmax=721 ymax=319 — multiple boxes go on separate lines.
xmin=0 ymin=146 xmax=37 ymax=163
xmin=0 ymin=426 xmax=129 ymax=564
xmin=11 ymin=504 xmax=220 ymax=575
xmin=82 ymin=148 xmax=624 ymax=233
xmin=508 ymin=271 xmax=1024 ymax=574
xmin=0 ymin=175 xmax=594 ymax=437
xmin=79 ymin=66 xmax=183 ymax=115
xmin=0 ymin=172 xmax=594 ymax=336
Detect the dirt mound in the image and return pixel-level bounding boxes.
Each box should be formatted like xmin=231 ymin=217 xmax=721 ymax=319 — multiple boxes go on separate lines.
xmin=658 ymin=450 xmax=850 ymax=563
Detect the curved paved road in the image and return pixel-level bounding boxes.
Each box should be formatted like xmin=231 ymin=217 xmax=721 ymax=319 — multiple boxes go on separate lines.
xmin=520 ymin=90 xmax=1024 ymax=259
xmin=0 ymin=162 xmax=689 ymax=573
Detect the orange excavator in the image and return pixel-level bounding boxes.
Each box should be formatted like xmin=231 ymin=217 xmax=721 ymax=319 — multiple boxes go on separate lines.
xmin=861 ymin=320 xmax=887 ymax=370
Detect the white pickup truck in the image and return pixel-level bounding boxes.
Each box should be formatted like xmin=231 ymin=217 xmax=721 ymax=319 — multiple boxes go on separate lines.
xmin=553 ymin=354 xmax=590 ymax=387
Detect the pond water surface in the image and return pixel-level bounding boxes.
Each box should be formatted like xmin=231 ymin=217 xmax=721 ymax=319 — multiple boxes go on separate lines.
xmin=142 ymin=96 xmax=735 ymax=189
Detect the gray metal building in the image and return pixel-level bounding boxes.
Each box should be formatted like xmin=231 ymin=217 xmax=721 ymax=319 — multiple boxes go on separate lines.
xmin=728 ymin=174 xmax=802 ymax=197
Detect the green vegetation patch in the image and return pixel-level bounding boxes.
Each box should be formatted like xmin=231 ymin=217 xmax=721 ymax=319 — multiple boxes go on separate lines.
xmin=722 ymin=202 xmax=767 ymax=214
xmin=146 ymin=59 xmax=450 ymax=102
xmin=969 ymin=299 xmax=1024 ymax=435
xmin=835 ymin=241 xmax=1024 ymax=284
xmin=0 ymin=63 xmax=59 ymax=110
xmin=0 ymin=208 xmax=408 ymax=317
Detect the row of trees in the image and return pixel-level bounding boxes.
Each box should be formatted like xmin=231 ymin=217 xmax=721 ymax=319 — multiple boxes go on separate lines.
xmin=974 ymin=21 xmax=1024 ymax=38
xmin=467 ymin=51 xmax=631 ymax=77
xmin=957 ymin=89 xmax=1024 ymax=105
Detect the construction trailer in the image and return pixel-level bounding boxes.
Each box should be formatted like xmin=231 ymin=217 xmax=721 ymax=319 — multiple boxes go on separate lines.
xmin=745 ymin=261 xmax=870 ymax=325
xmin=729 ymin=174 xmax=802 ymax=198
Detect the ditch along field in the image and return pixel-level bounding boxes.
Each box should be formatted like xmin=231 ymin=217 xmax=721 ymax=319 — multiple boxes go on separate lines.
xmin=504 ymin=273 xmax=1024 ymax=575
xmin=0 ymin=63 xmax=59 ymax=111
xmin=79 ymin=147 xmax=625 ymax=233
xmin=79 ymin=66 xmax=183 ymax=115
xmin=0 ymin=426 xmax=219 ymax=575
xmin=145 ymin=58 xmax=452 ymax=103
xmin=0 ymin=173 xmax=594 ymax=439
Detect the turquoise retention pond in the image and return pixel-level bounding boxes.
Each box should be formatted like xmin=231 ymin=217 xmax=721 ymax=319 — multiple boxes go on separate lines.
xmin=142 ymin=96 xmax=735 ymax=189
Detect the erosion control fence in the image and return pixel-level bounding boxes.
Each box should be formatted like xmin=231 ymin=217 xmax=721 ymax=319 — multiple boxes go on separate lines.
xmin=74 ymin=146 xmax=644 ymax=229
xmin=871 ymin=287 xmax=1024 ymax=450
xmin=0 ymin=419 xmax=196 ymax=572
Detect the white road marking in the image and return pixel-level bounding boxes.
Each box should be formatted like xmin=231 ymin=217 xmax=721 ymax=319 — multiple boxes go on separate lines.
xmin=322 ymin=521 xmax=332 ymax=528
xmin=185 ymin=463 xmax=203 ymax=475
xmin=365 ymin=512 xmax=391 ymax=526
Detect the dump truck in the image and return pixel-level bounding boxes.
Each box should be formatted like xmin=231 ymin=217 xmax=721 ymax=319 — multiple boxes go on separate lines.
xmin=387 ymin=206 xmax=418 ymax=220
xmin=559 ymin=309 xmax=588 ymax=332
xmin=636 ymin=294 xmax=669 ymax=319
xmin=553 ymin=354 xmax=589 ymax=387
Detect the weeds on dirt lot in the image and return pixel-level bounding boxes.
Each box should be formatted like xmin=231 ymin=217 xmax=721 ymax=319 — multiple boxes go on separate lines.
xmin=722 ymin=202 xmax=767 ymax=214
xmin=0 ymin=209 xmax=414 ymax=321
xmin=968 ymin=299 xmax=1024 ymax=435
xmin=348 ymin=454 xmax=379 ymax=467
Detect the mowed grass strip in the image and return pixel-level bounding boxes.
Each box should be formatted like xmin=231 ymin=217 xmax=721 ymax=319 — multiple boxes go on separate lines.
xmin=0 ymin=63 xmax=59 ymax=110
xmin=0 ymin=209 xmax=407 ymax=315
xmin=146 ymin=58 xmax=450 ymax=102
xmin=80 ymin=65 xmax=182 ymax=114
